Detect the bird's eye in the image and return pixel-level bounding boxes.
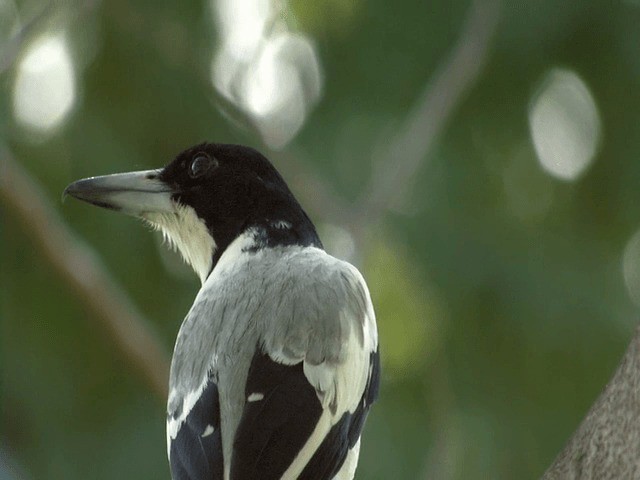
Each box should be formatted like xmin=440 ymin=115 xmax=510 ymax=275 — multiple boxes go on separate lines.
xmin=189 ymin=154 xmax=216 ymax=179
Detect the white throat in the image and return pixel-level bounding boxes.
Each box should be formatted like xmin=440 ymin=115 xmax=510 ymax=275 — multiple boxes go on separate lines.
xmin=144 ymin=204 xmax=216 ymax=284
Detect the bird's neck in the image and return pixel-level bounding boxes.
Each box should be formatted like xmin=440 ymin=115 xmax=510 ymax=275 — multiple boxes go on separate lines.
xmin=208 ymin=216 xmax=322 ymax=279
xmin=146 ymin=205 xmax=216 ymax=284
xmin=250 ymin=217 xmax=322 ymax=250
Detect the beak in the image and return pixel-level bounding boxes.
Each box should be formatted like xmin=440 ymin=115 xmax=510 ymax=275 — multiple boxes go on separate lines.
xmin=63 ymin=169 xmax=175 ymax=216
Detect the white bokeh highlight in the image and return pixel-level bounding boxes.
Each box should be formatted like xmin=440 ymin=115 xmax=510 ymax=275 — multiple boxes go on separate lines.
xmin=211 ymin=0 xmax=322 ymax=149
xmin=528 ymin=68 xmax=601 ymax=181
xmin=319 ymin=223 xmax=356 ymax=262
xmin=13 ymin=34 xmax=76 ymax=133
xmin=214 ymin=0 xmax=271 ymax=62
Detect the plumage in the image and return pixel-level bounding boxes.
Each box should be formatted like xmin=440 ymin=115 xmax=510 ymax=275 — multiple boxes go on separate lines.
xmin=64 ymin=143 xmax=380 ymax=480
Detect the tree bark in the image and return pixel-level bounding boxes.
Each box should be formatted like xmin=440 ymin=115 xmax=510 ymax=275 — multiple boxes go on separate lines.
xmin=543 ymin=325 xmax=640 ymax=479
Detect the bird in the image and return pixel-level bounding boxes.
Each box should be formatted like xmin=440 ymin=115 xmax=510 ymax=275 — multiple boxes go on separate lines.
xmin=64 ymin=143 xmax=380 ymax=480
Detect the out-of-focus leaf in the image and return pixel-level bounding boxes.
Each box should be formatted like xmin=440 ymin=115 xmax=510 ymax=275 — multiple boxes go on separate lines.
xmin=364 ymin=235 xmax=446 ymax=380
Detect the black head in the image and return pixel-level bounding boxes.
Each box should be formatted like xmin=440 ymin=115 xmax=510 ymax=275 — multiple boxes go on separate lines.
xmin=162 ymin=143 xmax=321 ymax=255
xmin=64 ymin=143 xmax=322 ymax=282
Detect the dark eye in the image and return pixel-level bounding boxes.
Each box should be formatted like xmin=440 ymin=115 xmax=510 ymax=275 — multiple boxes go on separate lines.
xmin=189 ymin=154 xmax=217 ymax=179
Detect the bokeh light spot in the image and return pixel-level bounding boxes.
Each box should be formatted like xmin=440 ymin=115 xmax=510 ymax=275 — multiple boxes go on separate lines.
xmin=214 ymin=0 xmax=271 ymax=62
xmin=13 ymin=34 xmax=76 ymax=133
xmin=318 ymin=223 xmax=356 ymax=262
xmin=210 ymin=0 xmax=322 ymax=149
xmin=528 ymin=68 xmax=601 ymax=181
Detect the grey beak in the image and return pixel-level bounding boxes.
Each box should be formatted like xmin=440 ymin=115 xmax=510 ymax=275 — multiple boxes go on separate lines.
xmin=63 ymin=169 xmax=175 ymax=216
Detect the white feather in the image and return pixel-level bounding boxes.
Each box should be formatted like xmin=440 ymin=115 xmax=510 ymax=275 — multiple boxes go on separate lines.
xmin=332 ymin=440 xmax=361 ymax=480
xmin=144 ymin=203 xmax=216 ymax=283
xmin=247 ymin=392 xmax=264 ymax=402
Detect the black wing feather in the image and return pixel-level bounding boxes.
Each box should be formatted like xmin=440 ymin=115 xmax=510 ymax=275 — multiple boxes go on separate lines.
xmin=231 ymin=347 xmax=381 ymax=480
xmin=169 ymin=376 xmax=224 ymax=480
xmin=231 ymin=349 xmax=323 ymax=480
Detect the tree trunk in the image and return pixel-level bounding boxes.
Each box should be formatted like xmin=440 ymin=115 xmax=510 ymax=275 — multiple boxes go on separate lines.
xmin=543 ymin=325 xmax=640 ymax=479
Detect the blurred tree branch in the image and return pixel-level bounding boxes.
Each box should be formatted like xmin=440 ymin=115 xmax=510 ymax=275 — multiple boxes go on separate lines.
xmin=0 ymin=1 xmax=54 ymax=75
xmin=542 ymin=325 xmax=640 ymax=479
xmin=0 ymin=0 xmax=168 ymax=402
xmin=0 ymin=0 xmax=100 ymax=75
xmin=353 ymin=0 xmax=501 ymax=246
xmin=272 ymin=0 xmax=502 ymax=273
xmin=0 ymin=148 xmax=170 ymax=400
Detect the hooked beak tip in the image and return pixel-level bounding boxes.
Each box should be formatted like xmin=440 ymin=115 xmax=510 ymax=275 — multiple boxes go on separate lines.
xmin=62 ymin=178 xmax=91 ymax=204
xmin=61 ymin=184 xmax=73 ymax=203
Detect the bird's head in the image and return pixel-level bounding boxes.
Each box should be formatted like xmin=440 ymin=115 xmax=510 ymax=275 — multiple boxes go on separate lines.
xmin=64 ymin=143 xmax=321 ymax=283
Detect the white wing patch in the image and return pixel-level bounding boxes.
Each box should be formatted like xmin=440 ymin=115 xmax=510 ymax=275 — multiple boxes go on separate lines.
xmin=201 ymin=424 xmax=215 ymax=438
xmin=166 ymin=375 xmax=211 ymax=459
xmin=332 ymin=439 xmax=361 ymax=480
xmin=303 ymin=315 xmax=370 ymax=415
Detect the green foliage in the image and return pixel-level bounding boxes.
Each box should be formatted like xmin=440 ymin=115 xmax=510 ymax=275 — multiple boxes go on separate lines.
xmin=364 ymin=237 xmax=444 ymax=380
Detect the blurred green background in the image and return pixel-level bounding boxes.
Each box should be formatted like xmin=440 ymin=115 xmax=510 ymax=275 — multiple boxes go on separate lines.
xmin=3 ymin=0 xmax=640 ymax=478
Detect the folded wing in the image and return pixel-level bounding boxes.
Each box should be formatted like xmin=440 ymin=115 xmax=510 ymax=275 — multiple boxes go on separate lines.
xmin=231 ymin=258 xmax=380 ymax=480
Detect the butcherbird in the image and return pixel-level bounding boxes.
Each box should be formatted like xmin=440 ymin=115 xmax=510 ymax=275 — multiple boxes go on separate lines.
xmin=64 ymin=143 xmax=380 ymax=480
